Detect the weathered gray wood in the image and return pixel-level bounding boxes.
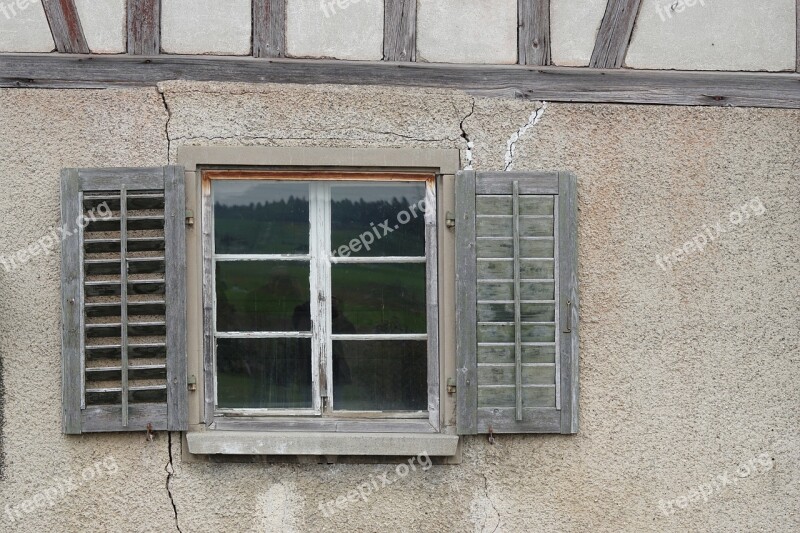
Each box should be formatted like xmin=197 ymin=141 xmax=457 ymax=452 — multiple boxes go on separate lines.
xmin=478 ymin=279 xmax=554 ymax=300
xmin=202 ymin=172 xmax=215 ymax=426
xmin=513 ymin=181 xmax=522 ymax=420
xmin=120 ymin=186 xmax=129 ymax=427
xmin=797 ymin=0 xmax=799 ymax=72
xmin=477 ymin=408 xmax=560 ymax=433
xmin=476 ymin=173 xmax=559 ymax=194
xmin=2 ymin=55 xmax=799 ymax=109
xmin=81 ymin=404 xmax=169 ymax=432
xmin=476 ymin=238 xmax=553 ymax=259
xmin=455 ymin=170 xmax=478 ymax=435
xmin=61 ymin=169 xmax=83 ymax=434
xmin=477 ymin=258 xmax=554 ymax=280
xmin=477 ymin=385 xmax=555 ymax=408
xmin=477 ymin=216 xmax=554 ymax=237
xmin=84 ymin=279 xmax=165 ymax=297
xmin=478 ymin=323 xmax=555 ymax=343
xmin=477 ymin=302 xmax=555 ymax=322
xmin=477 ymin=195 xmax=553 ymax=216
xmin=42 ymin=0 xmax=89 ymax=53
xmin=127 ymin=0 xmax=160 ymax=55
xmin=253 ymin=0 xmax=285 ymax=58
xmin=164 ymin=165 xmax=188 ymax=431
xmin=213 ymin=416 xmax=437 ymax=433
xmin=589 ymin=0 xmax=643 ymax=68
xmin=383 ymin=0 xmax=416 ymax=61
xmin=77 ymin=168 xmax=165 ymax=190
xmin=477 ymin=365 xmax=555 ymax=387
xmin=518 ymin=0 xmax=550 ymax=66
xmin=558 ymin=172 xmax=579 ymax=434
xmin=424 ymin=180 xmax=440 ymax=430
xmin=477 ymin=343 xmax=555 ymax=364
xmin=62 ymin=165 xmax=186 ymax=434
xmin=85 ymin=343 xmax=166 ymax=360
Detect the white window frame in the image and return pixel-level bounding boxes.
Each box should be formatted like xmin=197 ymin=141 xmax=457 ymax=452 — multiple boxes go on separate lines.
xmin=204 ymin=172 xmax=438 ymax=428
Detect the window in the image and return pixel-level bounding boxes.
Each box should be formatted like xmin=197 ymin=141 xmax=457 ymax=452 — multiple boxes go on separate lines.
xmin=59 ymin=149 xmax=578 ymax=458
xmin=204 ymin=171 xmax=438 ymax=426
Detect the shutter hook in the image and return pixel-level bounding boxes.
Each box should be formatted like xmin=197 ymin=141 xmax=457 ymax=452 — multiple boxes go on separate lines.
xmin=563 ymin=300 xmax=572 ymax=333
xmin=146 ymin=422 xmax=155 ymax=442
xmin=488 ymin=426 xmax=496 ymax=445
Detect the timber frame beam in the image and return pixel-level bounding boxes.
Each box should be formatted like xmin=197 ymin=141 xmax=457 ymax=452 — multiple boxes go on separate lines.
xmin=0 ymin=54 xmax=798 ymax=109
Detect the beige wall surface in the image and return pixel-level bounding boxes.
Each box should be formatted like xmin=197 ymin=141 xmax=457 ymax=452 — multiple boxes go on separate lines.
xmin=0 ymin=83 xmax=798 ymax=532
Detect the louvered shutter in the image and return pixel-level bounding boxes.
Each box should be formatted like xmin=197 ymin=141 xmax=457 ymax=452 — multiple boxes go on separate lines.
xmin=61 ymin=167 xmax=187 ymax=434
xmin=456 ymin=170 xmax=578 ymax=434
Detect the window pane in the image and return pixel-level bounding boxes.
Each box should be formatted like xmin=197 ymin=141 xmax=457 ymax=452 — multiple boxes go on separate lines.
xmin=216 ymin=261 xmax=311 ymax=332
xmin=214 ymin=181 xmax=309 ymax=254
xmin=217 ymin=338 xmax=312 ymax=409
xmin=333 ymin=340 xmax=427 ymax=411
xmin=331 ymin=183 xmax=427 ymax=257
xmin=331 ymin=263 xmax=427 ymax=334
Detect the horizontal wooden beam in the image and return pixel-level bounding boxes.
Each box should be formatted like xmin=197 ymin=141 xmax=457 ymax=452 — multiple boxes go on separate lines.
xmin=0 ymin=54 xmax=798 ymax=108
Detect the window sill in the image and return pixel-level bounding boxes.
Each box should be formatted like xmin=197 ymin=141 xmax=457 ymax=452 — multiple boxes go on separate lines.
xmin=186 ymin=431 xmax=460 ymax=457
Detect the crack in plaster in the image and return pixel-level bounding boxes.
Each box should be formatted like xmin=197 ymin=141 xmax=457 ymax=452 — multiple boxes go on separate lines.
xmin=458 ymin=99 xmax=476 ymax=170
xmin=165 ymin=432 xmax=182 ymax=533
xmin=160 ymin=90 xmax=172 ymax=164
xmin=481 ymin=472 xmax=501 ymax=533
xmin=504 ymin=102 xmax=547 ymax=171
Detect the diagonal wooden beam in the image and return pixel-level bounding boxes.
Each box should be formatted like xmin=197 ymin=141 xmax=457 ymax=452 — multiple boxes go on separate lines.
xmin=128 ymin=0 xmax=161 ymax=55
xmin=590 ymin=0 xmax=642 ymax=68
xmin=518 ymin=0 xmax=550 ymax=66
xmin=384 ymin=0 xmax=416 ymax=61
xmin=253 ymin=0 xmax=286 ymax=58
xmin=41 ymin=0 xmax=89 ymax=54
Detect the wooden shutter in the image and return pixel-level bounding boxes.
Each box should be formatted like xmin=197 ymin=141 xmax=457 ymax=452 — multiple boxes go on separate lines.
xmin=61 ymin=167 xmax=187 ymax=434
xmin=456 ymin=170 xmax=578 ymax=434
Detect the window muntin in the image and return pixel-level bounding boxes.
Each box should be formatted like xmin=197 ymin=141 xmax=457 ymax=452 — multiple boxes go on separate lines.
xmin=206 ymin=172 xmax=436 ymax=418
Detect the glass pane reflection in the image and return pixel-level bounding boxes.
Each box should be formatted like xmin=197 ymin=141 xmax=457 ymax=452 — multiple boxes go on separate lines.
xmin=331 ymin=183 xmax=426 ymax=257
xmin=214 ymin=181 xmax=309 ymax=254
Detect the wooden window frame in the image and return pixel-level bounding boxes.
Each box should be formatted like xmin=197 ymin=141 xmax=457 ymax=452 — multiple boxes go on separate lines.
xmin=201 ymin=170 xmax=441 ymax=433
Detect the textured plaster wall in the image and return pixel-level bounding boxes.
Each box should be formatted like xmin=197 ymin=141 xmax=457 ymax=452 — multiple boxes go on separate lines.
xmin=0 ymin=83 xmax=798 ymax=532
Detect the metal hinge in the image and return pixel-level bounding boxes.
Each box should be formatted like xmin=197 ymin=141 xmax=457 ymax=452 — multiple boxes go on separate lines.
xmin=446 ymin=377 xmax=456 ymax=394
xmin=445 ymin=211 xmax=456 ymax=230
xmin=185 ymin=209 xmax=195 ymax=226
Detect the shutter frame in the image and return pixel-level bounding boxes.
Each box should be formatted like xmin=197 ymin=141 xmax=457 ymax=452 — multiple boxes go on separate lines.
xmin=456 ymin=170 xmax=579 ymax=435
xmin=61 ymin=166 xmax=188 ymax=434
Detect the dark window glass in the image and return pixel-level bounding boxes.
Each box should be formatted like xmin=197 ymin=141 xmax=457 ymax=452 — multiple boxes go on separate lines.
xmin=332 ymin=340 xmax=427 ymax=411
xmin=331 ymin=263 xmax=426 ymax=334
xmin=216 ymin=261 xmax=310 ymax=332
xmin=217 ymin=338 xmax=312 ymax=409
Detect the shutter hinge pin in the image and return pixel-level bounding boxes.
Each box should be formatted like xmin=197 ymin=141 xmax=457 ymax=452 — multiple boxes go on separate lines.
xmin=185 ymin=209 xmax=195 ymax=227
xmin=445 ymin=211 xmax=456 ymax=230
xmin=446 ymin=377 xmax=456 ymax=394
xmin=187 ymin=374 xmax=197 ymax=392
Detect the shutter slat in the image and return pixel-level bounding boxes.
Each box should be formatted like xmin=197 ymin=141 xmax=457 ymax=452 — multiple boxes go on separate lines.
xmin=84 ymin=279 xmax=165 ymax=297
xmin=61 ymin=166 xmax=187 ymax=434
xmin=85 ymin=237 xmax=165 ymax=253
xmin=85 ymin=301 xmax=167 ymax=318
xmin=456 ymin=170 xmax=579 ymax=435
xmin=85 ymin=343 xmax=166 ymax=360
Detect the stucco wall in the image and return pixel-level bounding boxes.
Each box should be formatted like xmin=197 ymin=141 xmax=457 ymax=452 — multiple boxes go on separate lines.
xmin=0 ymin=84 xmax=798 ymax=532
